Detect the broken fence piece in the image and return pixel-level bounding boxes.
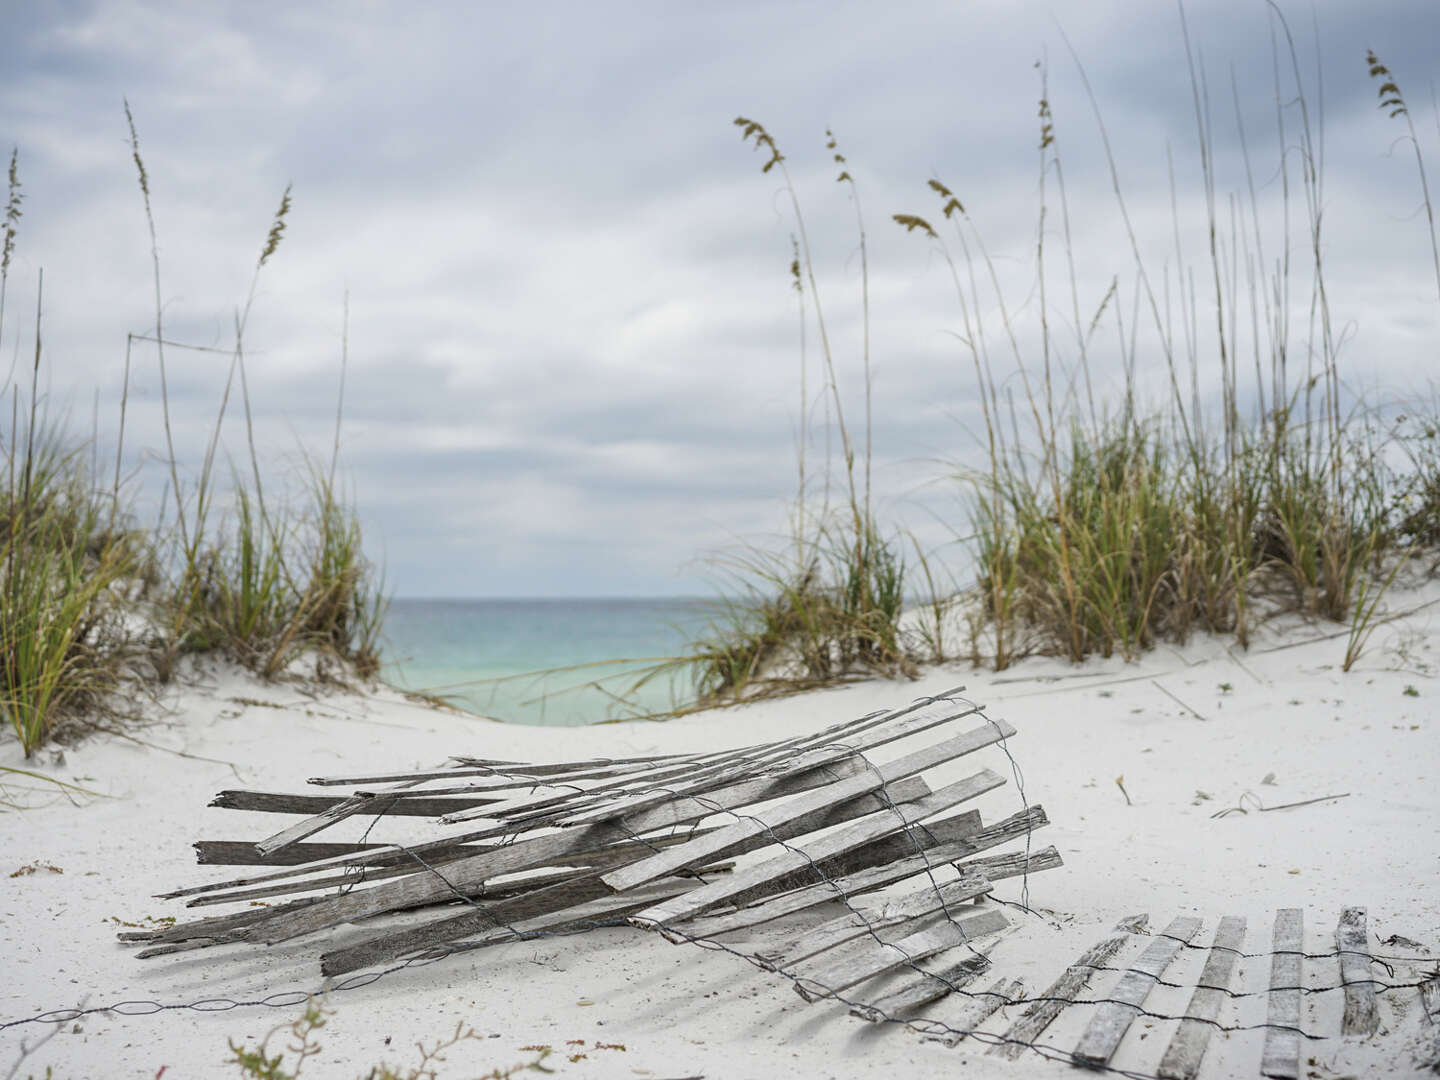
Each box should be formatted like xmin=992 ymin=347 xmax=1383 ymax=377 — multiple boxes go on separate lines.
xmin=136 ymin=691 xmax=1047 ymax=996
xmin=936 ymin=977 xmax=1026 ymax=1047
xmin=791 ymin=907 xmax=1009 ymax=1003
xmin=848 ymin=945 xmax=994 ymax=1021
xmin=988 ymin=913 xmax=1150 ymax=1061
xmin=1072 ymin=915 xmax=1202 ymax=1069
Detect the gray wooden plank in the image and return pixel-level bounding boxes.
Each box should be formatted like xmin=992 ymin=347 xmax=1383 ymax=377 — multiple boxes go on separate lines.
xmin=791 ymin=908 xmax=1009 ymax=1002
xmin=1260 ymin=907 xmax=1304 ymax=1080
xmin=686 ymin=806 xmax=1045 ymax=938
xmin=254 ymin=788 xmax=417 ymax=856
xmin=937 ymin=977 xmax=1026 ymax=1047
xmin=849 ymin=947 xmax=993 ymax=1021
xmin=1157 ymin=915 xmax=1248 ymax=1080
xmin=602 ymin=717 xmax=1015 ymax=894
xmin=194 ymin=840 xmax=444 ymax=866
xmin=208 ymin=790 xmax=502 ymax=816
xmin=307 ymin=752 xmax=691 ymax=785
xmin=987 ymin=914 xmax=1150 ymax=1061
xmin=1072 ymin=915 xmax=1203 ymax=1069
xmin=750 ymin=871 xmax=993 ymax=971
xmin=628 ymin=768 xmax=1006 ymax=926
xmin=1335 ymin=906 xmax=1379 ymax=1037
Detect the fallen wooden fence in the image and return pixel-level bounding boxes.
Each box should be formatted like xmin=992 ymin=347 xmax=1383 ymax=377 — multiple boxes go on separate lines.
xmin=125 ymin=687 xmax=1057 ymax=986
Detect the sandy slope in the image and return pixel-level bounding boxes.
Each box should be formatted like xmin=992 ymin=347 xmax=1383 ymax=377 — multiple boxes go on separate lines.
xmin=3 ymin=586 xmax=1438 ymax=1080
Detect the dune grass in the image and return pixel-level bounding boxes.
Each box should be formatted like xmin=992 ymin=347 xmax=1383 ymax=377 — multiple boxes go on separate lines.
xmin=680 ymin=18 xmax=1439 ymax=702
xmin=0 ymin=111 xmax=385 ymax=756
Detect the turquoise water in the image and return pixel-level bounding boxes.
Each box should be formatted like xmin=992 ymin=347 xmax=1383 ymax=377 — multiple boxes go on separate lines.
xmin=378 ymin=597 xmax=717 ymax=726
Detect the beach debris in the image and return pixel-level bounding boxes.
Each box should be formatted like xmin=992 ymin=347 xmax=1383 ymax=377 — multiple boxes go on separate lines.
xmin=124 ymin=687 xmax=1058 ymax=989
xmin=988 ymin=913 xmax=1150 ymax=1060
xmin=1115 ymin=775 xmax=1132 ymax=806
xmin=1211 ymin=791 xmax=1351 ymax=819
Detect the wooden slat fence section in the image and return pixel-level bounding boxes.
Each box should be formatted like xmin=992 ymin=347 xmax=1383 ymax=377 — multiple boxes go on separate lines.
xmin=1260 ymin=907 xmax=1304 ymax=1080
xmin=239 ymin=775 xmax=939 ymax=949
xmin=987 ymin=913 xmax=1150 ymax=1061
xmin=1072 ymin=915 xmax=1202 ymax=1069
xmin=628 ymin=769 xmax=1006 ymax=925
xmin=848 ymin=947 xmax=994 ymax=1021
xmin=133 ymin=688 xmax=1060 ymax=1027
xmin=1156 ymin=915 xmax=1247 ymax=1080
xmin=749 ymin=872 xmax=992 ymax=971
xmin=446 ymin=691 xmax=972 ymax=828
xmin=791 ymin=908 xmax=1009 ymax=1002
xmin=1335 ymin=906 xmax=1379 ymax=1036
xmin=167 ymin=764 xmax=922 ymax=907
xmin=604 ymin=717 xmax=1014 ymax=894
xmin=555 ymin=695 xmax=992 ymax=829
xmin=685 ymin=806 xmax=1046 ymax=938
xmin=936 ymin=977 xmax=1026 ymax=1047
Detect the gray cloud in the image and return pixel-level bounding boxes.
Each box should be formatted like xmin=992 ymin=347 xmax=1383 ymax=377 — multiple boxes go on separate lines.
xmin=3 ymin=0 xmax=1438 ymax=596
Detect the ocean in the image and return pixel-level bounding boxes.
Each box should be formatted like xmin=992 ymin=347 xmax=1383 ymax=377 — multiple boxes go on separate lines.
xmin=378 ymin=596 xmax=718 ymax=726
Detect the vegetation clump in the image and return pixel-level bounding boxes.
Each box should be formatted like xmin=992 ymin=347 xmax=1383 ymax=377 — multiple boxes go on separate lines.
xmin=1 ymin=110 xmax=385 ymax=757
xmin=677 ymin=24 xmax=1440 ymax=704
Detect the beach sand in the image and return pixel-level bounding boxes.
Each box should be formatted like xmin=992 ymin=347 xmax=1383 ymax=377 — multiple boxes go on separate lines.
xmin=3 ymin=584 xmax=1438 ymax=1079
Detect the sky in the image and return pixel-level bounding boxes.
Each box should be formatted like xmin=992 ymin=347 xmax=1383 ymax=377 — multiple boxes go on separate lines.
xmin=3 ymin=0 xmax=1438 ymax=597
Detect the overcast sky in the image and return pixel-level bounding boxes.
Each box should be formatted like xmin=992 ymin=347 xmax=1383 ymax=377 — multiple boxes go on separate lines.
xmin=4 ymin=1 xmax=1438 ymax=597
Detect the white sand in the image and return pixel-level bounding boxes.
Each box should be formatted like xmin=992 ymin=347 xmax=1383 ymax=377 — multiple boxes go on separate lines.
xmin=4 ymin=586 xmax=1439 ymax=1080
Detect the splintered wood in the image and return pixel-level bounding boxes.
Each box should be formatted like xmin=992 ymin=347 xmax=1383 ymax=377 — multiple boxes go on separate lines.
xmin=126 ymin=687 xmax=1057 ymax=1004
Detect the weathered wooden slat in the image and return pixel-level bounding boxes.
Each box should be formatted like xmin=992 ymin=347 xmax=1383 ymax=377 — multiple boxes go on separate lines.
xmin=629 ymin=769 xmax=1006 ymax=926
xmin=607 ymin=717 xmax=1013 ymax=895
xmin=123 ymin=894 xmax=328 ymax=945
xmin=1072 ymin=915 xmax=1202 ymax=1069
xmin=255 ymin=783 xmax=426 ymax=857
xmin=685 ymin=806 xmax=1047 ymax=938
xmin=987 ymin=913 xmax=1150 ymax=1061
xmin=936 ymin=977 xmax=1026 ymax=1047
xmin=1260 ymin=907 xmax=1304 ymax=1080
xmin=1156 ymin=915 xmax=1247 ymax=1080
xmin=195 ymin=840 xmax=440 ymax=867
xmin=849 ymin=947 xmax=993 ymax=1021
xmin=792 ymin=907 xmax=1009 ymax=1002
xmin=750 ymin=872 xmax=992 ymax=971
xmin=1335 ymin=906 xmax=1379 ymax=1037
xmin=209 ymin=790 xmax=502 ymax=816
xmin=555 ymin=694 xmax=990 ymax=830
xmin=246 ymin=775 xmax=934 ymax=950
xmin=307 ymin=752 xmax=690 ymax=785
